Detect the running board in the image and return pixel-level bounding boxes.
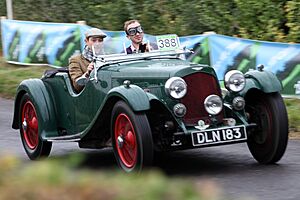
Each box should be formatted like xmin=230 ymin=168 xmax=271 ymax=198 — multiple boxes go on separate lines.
xmin=45 ymin=133 xmax=82 ymax=142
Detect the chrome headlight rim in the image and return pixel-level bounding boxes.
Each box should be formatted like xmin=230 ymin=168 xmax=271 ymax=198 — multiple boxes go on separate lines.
xmin=204 ymin=94 xmax=223 ymax=115
xmin=224 ymin=70 xmax=246 ymax=92
xmin=165 ymin=77 xmax=187 ymax=99
xmin=232 ymin=96 xmax=246 ymax=111
xmin=173 ymin=103 xmax=187 ymax=117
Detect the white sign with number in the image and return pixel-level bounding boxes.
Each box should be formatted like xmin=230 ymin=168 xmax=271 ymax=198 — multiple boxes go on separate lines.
xmin=156 ymin=34 xmax=181 ymax=51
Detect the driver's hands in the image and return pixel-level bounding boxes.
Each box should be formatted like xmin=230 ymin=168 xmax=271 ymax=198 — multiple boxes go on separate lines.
xmin=84 ymin=62 xmax=94 ymax=78
xmin=146 ymin=43 xmax=153 ymax=52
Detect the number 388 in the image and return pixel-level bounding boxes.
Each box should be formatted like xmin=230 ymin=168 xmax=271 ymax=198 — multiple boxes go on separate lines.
xmin=158 ymin=38 xmax=177 ymax=48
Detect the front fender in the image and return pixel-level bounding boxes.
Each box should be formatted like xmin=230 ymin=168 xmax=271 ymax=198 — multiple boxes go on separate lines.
xmin=240 ymin=70 xmax=282 ymax=96
xmin=106 ymin=84 xmax=150 ymax=111
xmin=12 ymin=79 xmax=57 ymax=138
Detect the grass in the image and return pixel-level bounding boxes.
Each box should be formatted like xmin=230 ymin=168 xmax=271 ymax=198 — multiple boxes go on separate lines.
xmin=285 ymin=98 xmax=300 ymax=135
xmin=0 ymin=57 xmax=51 ymax=98
xmin=0 ymin=155 xmax=226 ymax=200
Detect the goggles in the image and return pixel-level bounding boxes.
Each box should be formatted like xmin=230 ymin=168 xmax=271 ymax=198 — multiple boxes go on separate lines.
xmin=89 ymin=37 xmax=104 ymax=43
xmin=126 ymin=26 xmax=144 ymax=36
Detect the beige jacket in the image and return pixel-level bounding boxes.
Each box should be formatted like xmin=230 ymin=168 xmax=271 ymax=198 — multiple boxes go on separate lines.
xmin=68 ymin=54 xmax=90 ymax=92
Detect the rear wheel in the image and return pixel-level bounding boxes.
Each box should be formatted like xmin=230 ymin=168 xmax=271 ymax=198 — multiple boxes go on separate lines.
xmin=19 ymin=94 xmax=52 ymax=160
xmin=111 ymin=101 xmax=153 ymax=172
xmin=245 ymin=91 xmax=288 ymax=164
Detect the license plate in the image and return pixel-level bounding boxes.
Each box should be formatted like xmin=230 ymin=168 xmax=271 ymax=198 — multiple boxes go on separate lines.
xmin=191 ymin=125 xmax=247 ymax=147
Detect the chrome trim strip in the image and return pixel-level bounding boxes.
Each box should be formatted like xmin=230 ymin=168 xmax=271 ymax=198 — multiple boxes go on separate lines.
xmin=45 ymin=133 xmax=82 ymax=142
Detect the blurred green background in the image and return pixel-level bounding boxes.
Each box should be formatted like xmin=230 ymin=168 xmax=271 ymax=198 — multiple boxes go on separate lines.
xmin=1 ymin=0 xmax=300 ymax=42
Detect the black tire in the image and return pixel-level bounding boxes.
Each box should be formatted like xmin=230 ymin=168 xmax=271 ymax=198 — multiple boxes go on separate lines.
xmin=19 ymin=94 xmax=52 ymax=160
xmin=245 ymin=91 xmax=288 ymax=164
xmin=111 ymin=100 xmax=153 ymax=172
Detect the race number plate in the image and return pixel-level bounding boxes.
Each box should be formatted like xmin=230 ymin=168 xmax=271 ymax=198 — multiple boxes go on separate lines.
xmin=156 ymin=34 xmax=180 ymax=51
xmin=191 ymin=125 xmax=247 ymax=147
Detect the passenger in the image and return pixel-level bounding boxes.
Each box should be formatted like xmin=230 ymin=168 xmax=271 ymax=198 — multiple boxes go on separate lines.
xmin=124 ymin=19 xmax=152 ymax=54
xmin=69 ymin=28 xmax=106 ymax=92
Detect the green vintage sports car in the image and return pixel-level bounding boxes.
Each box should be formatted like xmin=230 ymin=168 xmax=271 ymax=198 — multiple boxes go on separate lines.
xmin=12 ymin=36 xmax=288 ymax=172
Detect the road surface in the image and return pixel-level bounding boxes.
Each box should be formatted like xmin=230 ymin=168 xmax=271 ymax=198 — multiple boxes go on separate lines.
xmin=1 ymin=97 xmax=299 ymax=200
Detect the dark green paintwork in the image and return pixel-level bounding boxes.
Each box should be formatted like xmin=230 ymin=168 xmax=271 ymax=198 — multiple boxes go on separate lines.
xmin=12 ymin=59 xmax=210 ymax=139
xmin=12 ymin=56 xmax=283 ymax=142
xmin=241 ymin=70 xmax=282 ymax=96
xmin=12 ymin=79 xmax=58 ymax=138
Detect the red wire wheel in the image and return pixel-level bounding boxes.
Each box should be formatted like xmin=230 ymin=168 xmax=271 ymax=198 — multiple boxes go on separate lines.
xmin=111 ymin=101 xmax=153 ymax=172
xmin=21 ymin=100 xmax=39 ymax=150
xmin=19 ymin=94 xmax=52 ymax=160
xmin=114 ymin=113 xmax=137 ymax=168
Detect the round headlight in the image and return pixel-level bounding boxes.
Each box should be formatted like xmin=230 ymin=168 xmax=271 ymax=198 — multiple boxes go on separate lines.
xmin=204 ymin=95 xmax=223 ymax=115
xmin=165 ymin=77 xmax=187 ymax=99
xmin=173 ymin=103 xmax=187 ymax=117
xmin=224 ymin=70 xmax=245 ymax=92
xmin=232 ymin=96 xmax=245 ymax=110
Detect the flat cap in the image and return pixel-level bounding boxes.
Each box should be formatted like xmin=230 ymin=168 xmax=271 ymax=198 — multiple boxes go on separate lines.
xmin=85 ymin=28 xmax=107 ymax=38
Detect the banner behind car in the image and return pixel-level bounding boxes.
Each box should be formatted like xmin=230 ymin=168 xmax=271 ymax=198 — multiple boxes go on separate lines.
xmin=1 ymin=19 xmax=299 ymax=96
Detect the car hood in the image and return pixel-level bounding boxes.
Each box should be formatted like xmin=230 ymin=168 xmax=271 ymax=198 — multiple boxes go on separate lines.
xmin=107 ymin=58 xmax=205 ymax=79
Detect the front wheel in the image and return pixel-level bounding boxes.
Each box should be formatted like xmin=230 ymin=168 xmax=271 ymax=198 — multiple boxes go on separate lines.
xmin=19 ymin=94 xmax=52 ymax=160
xmin=245 ymin=91 xmax=288 ymax=164
xmin=111 ymin=101 xmax=153 ymax=172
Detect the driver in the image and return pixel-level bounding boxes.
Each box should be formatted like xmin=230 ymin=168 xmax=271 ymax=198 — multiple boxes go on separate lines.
xmin=69 ymin=28 xmax=106 ymax=92
xmin=124 ymin=19 xmax=151 ymax=54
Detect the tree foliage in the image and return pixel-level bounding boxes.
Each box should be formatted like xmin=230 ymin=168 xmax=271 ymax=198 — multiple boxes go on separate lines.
xmin=233 ymin=0 xmax=287 ymax=41
xmin=285 ymin=1 xmax=300 ymax=43
xmin=1 ymin=0 xmax=300 ymax=42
